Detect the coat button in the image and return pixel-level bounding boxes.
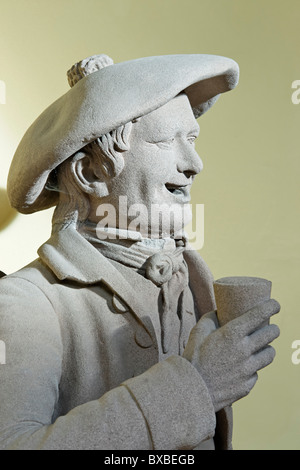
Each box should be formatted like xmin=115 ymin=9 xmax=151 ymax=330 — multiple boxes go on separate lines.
xmin=112 ymin=294 xmax=129 ymax=313
xmin=134 ymin=328 xmax=153 ymax=349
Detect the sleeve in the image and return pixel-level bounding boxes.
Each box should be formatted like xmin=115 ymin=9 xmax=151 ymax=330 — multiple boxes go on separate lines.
xmin=0 ymin=276 xmax=216 ymax=450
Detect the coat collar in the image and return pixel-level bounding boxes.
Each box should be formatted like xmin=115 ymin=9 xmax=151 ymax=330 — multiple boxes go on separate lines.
xmin=38 ymin=223 xmax=160 ymax=346
xmin=38 ymin=223 xmax=216 ymax=317
xmin=38 ymin=223 xmax=116 ymax=284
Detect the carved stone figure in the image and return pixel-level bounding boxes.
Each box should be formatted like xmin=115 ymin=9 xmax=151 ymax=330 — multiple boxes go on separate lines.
xmin=0 ymin=54 xmax=280 ymax=450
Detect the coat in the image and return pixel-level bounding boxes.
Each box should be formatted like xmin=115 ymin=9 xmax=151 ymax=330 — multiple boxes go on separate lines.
xmin=0 ymin=224 xmax=232 ymax=450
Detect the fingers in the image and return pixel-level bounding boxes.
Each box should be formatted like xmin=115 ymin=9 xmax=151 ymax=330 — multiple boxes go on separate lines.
xmin=213 ymin=374 xmax=258 ymax=411
xmin=247 ymin=345 xmax=276 ymax=374
xmin=248 ymin=324 xmax=280 ymax=353
xmin=230 ymin=299 xmax=280 ymax=339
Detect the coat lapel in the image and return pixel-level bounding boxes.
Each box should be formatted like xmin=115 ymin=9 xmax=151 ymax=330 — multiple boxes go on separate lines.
xmin=184 ymin=247 xmax=216 ymax=317
xmin=39 ymin=225 xmax=232 ymax=447
xmin=38 ymin=224 xmax=158 ymax=346
xmin=38 ymin=226 xmax=217 ymax=349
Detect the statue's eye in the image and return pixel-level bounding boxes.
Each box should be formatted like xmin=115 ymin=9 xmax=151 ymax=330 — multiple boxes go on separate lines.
xmin=187 ymin=135 xmax=197 ymax=144
xmin=155 ymin=138 xmax=175 ymax=149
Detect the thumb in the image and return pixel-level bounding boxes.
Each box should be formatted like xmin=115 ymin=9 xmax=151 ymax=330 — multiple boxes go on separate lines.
xmin=194 ymin=310 xmax=219 ymax=338
xmin=183 ymin=310 xmax=218 ymax=360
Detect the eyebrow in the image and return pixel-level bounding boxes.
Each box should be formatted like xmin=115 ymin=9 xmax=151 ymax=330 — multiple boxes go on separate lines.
xmin=161 ymin=123 xmax=200 ymax=138
xmin=143 ymin=119 xmax=200 ymax=142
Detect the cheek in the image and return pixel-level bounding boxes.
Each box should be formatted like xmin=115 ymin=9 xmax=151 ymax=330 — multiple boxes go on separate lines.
xmin=110 ymin=144 xmax=174 ymax=201
xmin=133 ymin=142 xmax=174 ymax=171
xmin=144 ymin=158 xmax=174 ymax=197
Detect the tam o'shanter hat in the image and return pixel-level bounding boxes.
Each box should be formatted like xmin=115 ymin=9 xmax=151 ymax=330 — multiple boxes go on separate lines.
xmin=7 ymin=53 xmax=239 ymax=214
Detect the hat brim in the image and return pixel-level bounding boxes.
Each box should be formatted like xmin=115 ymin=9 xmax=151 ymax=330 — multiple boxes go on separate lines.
xmin=7 ymin=54 xmax=239 ymax=214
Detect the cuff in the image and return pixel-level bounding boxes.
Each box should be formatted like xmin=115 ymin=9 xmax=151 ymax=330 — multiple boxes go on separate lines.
xmin=122 ymin=355 xmax=216 ymax=450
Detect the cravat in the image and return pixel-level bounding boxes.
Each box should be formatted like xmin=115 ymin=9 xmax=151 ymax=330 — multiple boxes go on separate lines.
xmin=79 ymin=222 xmax=189 ymax=353
xmin=144 ymin=244 xmax=189 ymax=353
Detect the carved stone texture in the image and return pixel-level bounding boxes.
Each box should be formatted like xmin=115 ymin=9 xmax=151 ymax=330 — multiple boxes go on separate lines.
xmin=0 ymin=54 xmax=280 ymax=451
xmin=214 ymin=276 xmax=272 ymax=327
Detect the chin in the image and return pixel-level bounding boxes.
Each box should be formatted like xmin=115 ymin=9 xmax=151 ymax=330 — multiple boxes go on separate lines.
xmin=148 ymin=202 xmax=192 ymax=239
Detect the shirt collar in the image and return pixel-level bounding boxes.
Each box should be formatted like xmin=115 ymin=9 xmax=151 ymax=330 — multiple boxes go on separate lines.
xmin=39 ymin=222 xmax=182 ymax=284
xmin=37 ymin=222 xmax=218 ymax=358
xmin=38 ymin=222 xmax=216 ymax=317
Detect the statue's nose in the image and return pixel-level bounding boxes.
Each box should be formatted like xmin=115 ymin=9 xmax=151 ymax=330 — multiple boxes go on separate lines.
xmin=176 ymin=144 xmax=203 ymax=178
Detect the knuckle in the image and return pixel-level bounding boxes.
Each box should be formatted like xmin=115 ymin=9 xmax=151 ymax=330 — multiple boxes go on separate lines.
xmin=221 ymin=322 xmax=236 ymax=340
xmin=244 ymin=357 xmax=256 ymax=376
xmin=245 ymin=374 xmax=258 ymax=395
xmin=241 ymin=336 xmax=252 ymax=353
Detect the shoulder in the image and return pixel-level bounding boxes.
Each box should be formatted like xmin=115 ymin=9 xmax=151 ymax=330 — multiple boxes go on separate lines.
xmin=0 ymin=259 xmax=61 ymax=335
xmin=0 ymin=259 xmax=56 ymax=301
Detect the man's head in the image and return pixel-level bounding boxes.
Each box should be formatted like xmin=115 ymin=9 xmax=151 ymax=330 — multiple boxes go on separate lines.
xmin=53 ymin=92 xmax=202 ymax=238
xmin=7 ymin=53 xmax=239 ymax=234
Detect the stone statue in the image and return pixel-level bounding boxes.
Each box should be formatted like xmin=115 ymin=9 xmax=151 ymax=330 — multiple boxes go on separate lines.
xmin=0 ymin=54 xmax=280 ymax=450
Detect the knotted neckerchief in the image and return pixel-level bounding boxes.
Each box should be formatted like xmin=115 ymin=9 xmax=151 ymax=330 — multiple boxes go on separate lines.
xmin=79 ymin=222 xmax=189 ymax=354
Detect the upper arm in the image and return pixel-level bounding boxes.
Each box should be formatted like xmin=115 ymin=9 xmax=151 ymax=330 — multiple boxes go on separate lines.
xmin=0 ymin=276 xmax=63 ymax=445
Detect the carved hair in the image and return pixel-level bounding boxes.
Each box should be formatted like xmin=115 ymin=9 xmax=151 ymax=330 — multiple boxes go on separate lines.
xmin=51 ymin=121 xmax=132 ymax=230
xmin=51 ymin=54 xmax=137 ymax=230
xmin=66 ymin=54 xmax=114 ymax=88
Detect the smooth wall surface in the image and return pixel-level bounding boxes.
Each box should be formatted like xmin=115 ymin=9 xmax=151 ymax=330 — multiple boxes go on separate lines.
xmin=0 ymin=0 xmax=299 ymax=449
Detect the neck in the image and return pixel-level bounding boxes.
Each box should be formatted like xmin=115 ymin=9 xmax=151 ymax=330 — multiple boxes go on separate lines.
xmin=78 ymin=219 xmax=187 ymax=247
xmin=75 ymin=219 xmax=187 ymax=272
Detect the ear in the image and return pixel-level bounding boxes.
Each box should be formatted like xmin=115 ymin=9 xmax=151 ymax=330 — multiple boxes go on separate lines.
xmin=71 ymin=151 xmax=109 ymax=198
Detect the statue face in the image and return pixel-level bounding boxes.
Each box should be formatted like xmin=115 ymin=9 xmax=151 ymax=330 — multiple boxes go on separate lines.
xmin=91 ymin=93 xmax=203 ymax=238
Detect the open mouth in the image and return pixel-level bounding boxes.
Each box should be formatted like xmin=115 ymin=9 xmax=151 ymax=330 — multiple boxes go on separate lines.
xmin=165 ymin=183 xmax=191 ymax=202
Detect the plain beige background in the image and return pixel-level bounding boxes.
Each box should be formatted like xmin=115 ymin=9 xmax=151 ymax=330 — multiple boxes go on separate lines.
xmin=0 ymin=0 xmax=299 ymax=450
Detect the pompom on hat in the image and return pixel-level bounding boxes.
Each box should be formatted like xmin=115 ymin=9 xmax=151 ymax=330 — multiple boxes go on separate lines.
xmin=7 ymin=53 xmax=239 ymax=214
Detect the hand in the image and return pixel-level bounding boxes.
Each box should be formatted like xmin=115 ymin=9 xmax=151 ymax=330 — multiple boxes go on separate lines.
xmin=183 ymin=299 xmax=280 ymax=412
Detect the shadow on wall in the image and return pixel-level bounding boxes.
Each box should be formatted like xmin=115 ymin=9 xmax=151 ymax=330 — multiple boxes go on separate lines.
xmin=0 ymin=187 xmax=17 ymax=232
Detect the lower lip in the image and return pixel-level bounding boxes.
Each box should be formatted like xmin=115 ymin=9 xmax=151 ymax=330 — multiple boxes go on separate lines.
xmin=166 ymin=186 xmax=191 ymax=203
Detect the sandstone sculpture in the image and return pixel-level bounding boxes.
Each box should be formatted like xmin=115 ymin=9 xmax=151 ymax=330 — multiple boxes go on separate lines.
xmin=0 ymin=54 xmax=280 ymax=450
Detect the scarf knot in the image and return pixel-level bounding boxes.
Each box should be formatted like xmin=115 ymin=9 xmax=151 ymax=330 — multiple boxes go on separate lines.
xmin=145 ymin=249 xmax=184 ymax=286
xmin=78 ymin=222 xmax=190 ymax=354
